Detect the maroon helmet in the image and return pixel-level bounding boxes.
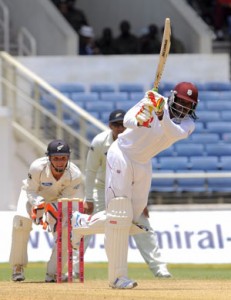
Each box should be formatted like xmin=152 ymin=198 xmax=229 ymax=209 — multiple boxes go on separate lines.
xmin=168 ymin=82 xmax=199 ymax=121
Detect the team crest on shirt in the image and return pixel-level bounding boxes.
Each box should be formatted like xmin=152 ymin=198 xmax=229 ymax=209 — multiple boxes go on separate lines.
xmin=90 ymin=146 xmax=94 ymax=151
xmin=28 ymin=173 xmax=32 ymax=180
xmin=42 ymin=182 xmax=53 ymax=186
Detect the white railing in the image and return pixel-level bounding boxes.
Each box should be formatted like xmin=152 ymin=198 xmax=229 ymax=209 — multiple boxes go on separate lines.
xmin=0 ymin=51 xmax=107 ymax=170
xmin=18 ymin=27 xmax=37 ymax=56
xmin=0 ymin=0 xmax=9 ymax=52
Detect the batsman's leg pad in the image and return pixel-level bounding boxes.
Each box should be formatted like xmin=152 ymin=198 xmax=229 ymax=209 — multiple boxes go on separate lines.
xmin=105 ymin=197 xmax=133 ymax=285
xmin=9 ymin=215 xmax=32 ymax=267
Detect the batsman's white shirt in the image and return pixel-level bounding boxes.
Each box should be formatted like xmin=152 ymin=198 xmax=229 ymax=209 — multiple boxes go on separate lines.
xmin=106 ymin=99 xmax=195 ymax=221
xmin=16 ymin=157 xmax=84 ymax=217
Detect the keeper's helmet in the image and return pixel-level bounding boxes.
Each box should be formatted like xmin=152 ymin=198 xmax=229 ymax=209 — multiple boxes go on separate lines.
xmin=46 ymin=139 xmax=71 ymax=156
xmin=168 ymin=82 xmax=199 ymax=121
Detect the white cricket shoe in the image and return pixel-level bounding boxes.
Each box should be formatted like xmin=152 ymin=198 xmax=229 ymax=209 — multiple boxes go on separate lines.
xmin=110 ymin=276 xmax=138 ymax=289
xmin=45 ymin=273 xmax=68 ymax=283
xmin=12 ymin=265 xmax=25 ymax=282
xmin=155 ymin=269 xmax=172 ymax=278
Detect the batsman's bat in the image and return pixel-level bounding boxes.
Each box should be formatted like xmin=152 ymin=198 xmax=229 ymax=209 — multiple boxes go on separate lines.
xmin=153 ymin=18 xmax=171 ymax=91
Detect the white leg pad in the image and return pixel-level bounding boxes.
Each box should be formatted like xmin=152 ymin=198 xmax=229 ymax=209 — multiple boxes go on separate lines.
xmin=104 ymin=197 xmax=133 ymax=285
xmin=9 ymin=215 xmax=32 ymax=267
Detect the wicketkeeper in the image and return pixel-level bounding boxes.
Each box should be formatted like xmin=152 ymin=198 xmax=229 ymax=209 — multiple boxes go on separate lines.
xmin=9 ymin=139 xmax=84 ymax=282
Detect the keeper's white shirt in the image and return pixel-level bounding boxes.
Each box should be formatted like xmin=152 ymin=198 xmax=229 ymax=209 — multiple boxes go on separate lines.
xmin=21 ymin=157 xmax=84 ymax=206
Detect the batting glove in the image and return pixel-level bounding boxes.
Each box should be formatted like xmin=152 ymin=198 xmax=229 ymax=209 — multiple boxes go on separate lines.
xmin=136 ymin=105 xmax=154 ymax=127
xmin=144 ymin=90 xmax=165 ymax=116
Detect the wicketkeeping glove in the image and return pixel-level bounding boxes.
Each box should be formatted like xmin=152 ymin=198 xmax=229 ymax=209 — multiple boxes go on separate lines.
xmin=31 ymin=200 xmax=45 ymax=226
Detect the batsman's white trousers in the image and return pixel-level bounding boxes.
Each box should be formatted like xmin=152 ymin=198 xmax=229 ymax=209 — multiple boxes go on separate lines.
xmin=105 ymin=140 xmax=152 ymax=221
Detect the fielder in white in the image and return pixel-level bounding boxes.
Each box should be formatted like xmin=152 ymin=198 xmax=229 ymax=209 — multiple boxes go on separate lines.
xmin=9 ymin=139 xmax=84 ymax=282
xmin=74 ymin=109 xmax=171 ymax=278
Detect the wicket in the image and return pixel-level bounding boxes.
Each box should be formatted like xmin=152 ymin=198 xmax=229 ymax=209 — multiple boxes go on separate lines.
xmin=57 ymin=198 xmax=84 ymax=283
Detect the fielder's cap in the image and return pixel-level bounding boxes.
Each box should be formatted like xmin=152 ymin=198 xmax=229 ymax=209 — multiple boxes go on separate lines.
xmin=46 ymin=139 xmax=71 ymax=156
xmin=79 ymin=25 xmax=94 ymax=38
xmin=174 ymin=82 xmax=198 ymax=103
xmin=109 ymin=109 xmax=126 ymax=123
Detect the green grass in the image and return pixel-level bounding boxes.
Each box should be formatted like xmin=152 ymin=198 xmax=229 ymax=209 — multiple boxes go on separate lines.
xmin=1 ymin=263 xmax=231 ymax=281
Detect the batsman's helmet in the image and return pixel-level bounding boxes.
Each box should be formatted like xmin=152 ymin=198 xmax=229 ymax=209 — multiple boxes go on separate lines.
xmin=168 ymin=82 xmax=199 ymax=121
xmin=46 ymin=139 xmax=71 ymax=156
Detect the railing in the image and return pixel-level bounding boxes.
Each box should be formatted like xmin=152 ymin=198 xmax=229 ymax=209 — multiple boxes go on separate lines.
xmin=18 ymin=27 xmax=37 ymax=56
xmin=0 ymin=0 xmax=9 ymax=52
xmin=0 ymin=51 xmax=107 ymax=170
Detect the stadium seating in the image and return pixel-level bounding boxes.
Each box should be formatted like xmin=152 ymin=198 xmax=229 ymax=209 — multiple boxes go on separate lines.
xmin=190 ymin=133 xmax=220 ymax=144
xmin=206 ymin=122 xmax=231 ymax=134
xmin=158 ymin=156 xmax=189 ymax=170
xmin=205 ymin=144 xmax=231 ymax=157
xmin=220 ymin=156 xmax=231 ymax=170
xmin=176 ymin=170 xmax=206 ymax=193
xmin=190 ymin=156 xmax=219 ymax=171
xmin=100 ymin=92 xmax=129 ymax=102
xmin=151 ymin=170 xmax=176 ymax=192
xmin=90 ymin=83 xmax=116 ymax=94
xmin=118 ymin=83 xmax=144 ymax=94
xmin=52 ymin=83 xmax=85 ymax=94
xmin=197 ymin=111 xmax=220 ymax=123
xmin=175 ymin=143 xmax=204 ymax=157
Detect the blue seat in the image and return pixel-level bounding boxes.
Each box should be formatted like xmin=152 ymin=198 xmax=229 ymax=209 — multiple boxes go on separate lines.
xmin=52 ymin=83 xmax=85 ymax=93
xmin=159 ymin=156 xmax=189 ymax=171
xmin=115 ymin=100 xmax=136 ymax=111
xmin=196 ymin=101 xmax=206 ymax=111
xmin=100 ymin=92 xmax=129 ymax=102
xmin=220 ymin=156 xmax=231 ymax=170
xmin=207 ymin=172 xmax=231 ymax=192
xmin=206 ymin=122 xmax=231 ymax=134
xmin=157 ymin=82 xmax=175 ymax=94
xmin=176 ymin=170 xmax=206 ymax=193
xmin=190 ymin=156 xmax=219 ymax=171
xmin=194 ymin=122 xmax=205 ymax=133
xmin=130 ymin=92 xmax=145 ymax=101
xmin=197 ymin=111 xmax=220 ymax=123
xmin=222 ymin=132 xmax=231 ymax=143
xmin=205 ymin=143 xmax=231 ymax=157
xmin=220 ymin=111 xmax=231 ymax=121
xmin=152 ymin=157 xmax=159 ymax=170
xmin=151 ymin=170 xmax=176 ymax=192
xmin=191 ymin=133 xmax=220 ymax=144
xmin=71 ymin=93 xmax=99 ymax=106
xmin=155 ymin=146 xmax=175 ymax=158
xmin=90 ymin=83 xmax=115 ymax=93
xmin=206 ymin=101 xmax=231 ymax=111
xmin=204 ymin=82 xmax=231 ymax=91
xmin=219 ymin=91 xmax=231 ymax=101
xmin=203 ymin=82 xmax=231 ymax=91
xmin=175 ymin=143 xmax=204 ymax=157
xmin=118 ymin=83 xmax=144 ymax=94
xmin=85 ymin=101 xmax=115 ymax=113
xmin=199 ymin=91 xmax=221 ymax=101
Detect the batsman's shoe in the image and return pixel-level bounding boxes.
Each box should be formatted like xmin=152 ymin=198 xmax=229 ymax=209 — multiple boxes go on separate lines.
xmin=12 ymin=265 xmax=25 ymax=282
xmin=110 ymin=276 xmax=138 ymax=289
xmin=45 ymin=273 xmax=68 ymax=283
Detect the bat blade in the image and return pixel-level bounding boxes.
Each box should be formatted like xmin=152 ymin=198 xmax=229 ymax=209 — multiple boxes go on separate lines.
xmin=153 ymin=18 xmax=171 ymax=91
